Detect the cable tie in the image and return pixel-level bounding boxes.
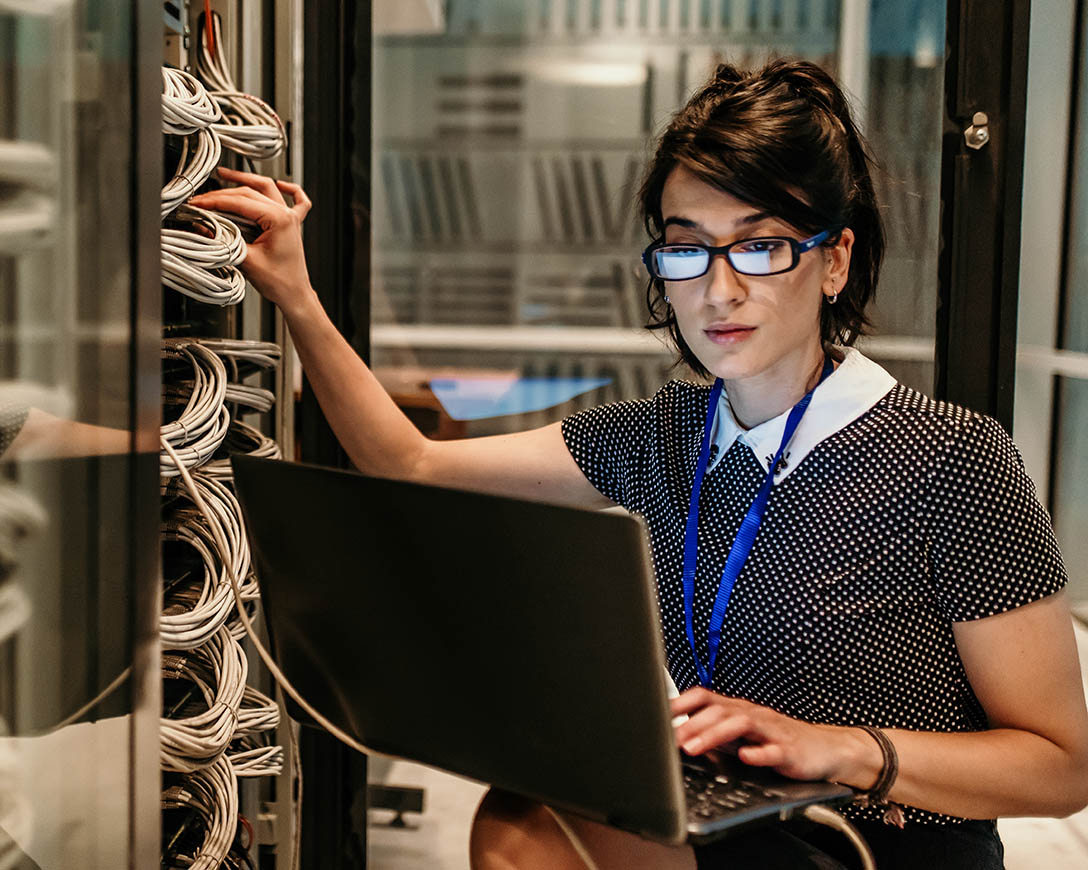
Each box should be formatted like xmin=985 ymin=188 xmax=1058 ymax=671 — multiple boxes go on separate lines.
xmin=214 ymin=700 xmax=240 ymax=728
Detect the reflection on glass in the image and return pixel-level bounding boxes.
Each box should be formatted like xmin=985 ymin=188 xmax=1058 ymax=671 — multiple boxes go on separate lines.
xmin=370 ymin=0 xmax=945 ymax=437
xmin=1012 ymin=0 xmax=1088 ymax=613
xmin=0 ymin=0 xmax=142 ymax=867
xmin=1050 ymin=0 xmax=1088 ymax=608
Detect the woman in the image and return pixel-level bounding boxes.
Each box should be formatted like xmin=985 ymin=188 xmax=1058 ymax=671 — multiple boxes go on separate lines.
xmin=191 ymin=59 xmax=1088 ymax=870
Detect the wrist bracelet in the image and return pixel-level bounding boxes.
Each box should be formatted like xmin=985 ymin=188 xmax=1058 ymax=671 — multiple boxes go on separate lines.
xmin=855 ymin=725 xmax=905 ymax=827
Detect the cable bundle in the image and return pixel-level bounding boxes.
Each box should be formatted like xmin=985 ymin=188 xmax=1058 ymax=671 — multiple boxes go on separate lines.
xmin=195 ymin=339 xmax=280 ymax=413
xmin=196 ymin=13 xmax=287 ymax=160
xmin=195 ymin=339 xmax=282 ymax=373
xmin=162 ymin=473 xmax=258 ymax=650
xmin=223 ymin=382 xmax=274 ymax=414
xmin=159 ymin=19 xmax=291 ymax=861
xmin=162 ymin=126 xmax=222 ymax=219
xmin=229 ymin=732 xmax=284 ymax=778
xmin=161 ymin=62 xmax=224 ymax=218
xmin=162 ymin=67 xmax=222 ymax=136
xmin=162 ymin=205 xmax=247 ymax=306
xmin=161 ymin=627 xmax=248 ymax=772
xmin=161 ymin=754 xmax=239 ymax=870
xmin=229 ymin=683 xmax=283 ymax=777
xmin=161 ymin=340 xmax=231 ymax=478
xmin=201 ymin=421 xmax=282 ymax=481
xmin=236 ymin=684 xmax=279 ymax=736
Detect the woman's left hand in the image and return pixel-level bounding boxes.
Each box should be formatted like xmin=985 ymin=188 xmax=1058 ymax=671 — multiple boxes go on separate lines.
xmin=671 ymin=688 xmax=874 ymax=784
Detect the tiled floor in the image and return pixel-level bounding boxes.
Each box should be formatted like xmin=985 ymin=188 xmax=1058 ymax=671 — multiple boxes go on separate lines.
xmin=367 ymin=622 xmax=1088 ymax=869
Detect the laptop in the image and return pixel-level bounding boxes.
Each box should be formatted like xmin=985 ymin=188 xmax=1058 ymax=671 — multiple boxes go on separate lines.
xmin=231 ymin=456 xmax=853 ymax=845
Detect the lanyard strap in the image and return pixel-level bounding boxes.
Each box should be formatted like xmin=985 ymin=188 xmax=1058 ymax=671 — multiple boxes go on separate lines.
xmin=682 ymin=357 xmax=833 ymax=687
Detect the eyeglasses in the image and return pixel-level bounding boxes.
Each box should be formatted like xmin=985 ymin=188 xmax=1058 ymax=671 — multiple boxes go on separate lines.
xmin=641 ymin=229 xmax=835 ymax=281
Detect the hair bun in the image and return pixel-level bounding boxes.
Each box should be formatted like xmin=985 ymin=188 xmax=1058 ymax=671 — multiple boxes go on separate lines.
xmin=712 ymin=63 xmax=744 ymax=86
xmin=765 ymin=59 xmax=848 ymax=116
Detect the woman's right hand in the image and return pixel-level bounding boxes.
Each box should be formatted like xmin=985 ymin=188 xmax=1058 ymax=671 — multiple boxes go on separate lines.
xmin=188 ymin=167 xmax=315 ymax=315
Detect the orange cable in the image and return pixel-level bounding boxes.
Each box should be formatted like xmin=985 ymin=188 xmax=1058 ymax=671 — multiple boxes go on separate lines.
xmin=204 ymin=0 xmax=215 ymax=58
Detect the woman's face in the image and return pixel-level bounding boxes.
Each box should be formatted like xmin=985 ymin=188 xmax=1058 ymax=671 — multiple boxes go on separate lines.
xmin=658 ymin=166 xmax=853 ymax=383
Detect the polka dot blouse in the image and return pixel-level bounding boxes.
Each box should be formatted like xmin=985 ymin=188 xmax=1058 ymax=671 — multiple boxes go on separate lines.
xmin=0 ymin=402 xmax=28 ymax=459
xmin=561 ymin=355 xmax=1067 ymax=826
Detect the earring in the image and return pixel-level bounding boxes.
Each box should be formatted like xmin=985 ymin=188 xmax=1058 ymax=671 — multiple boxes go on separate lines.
xmin=664 ymin=295 xmax=671 ymax=304
xmin=827 ymin=291 xmax=838 ymax=305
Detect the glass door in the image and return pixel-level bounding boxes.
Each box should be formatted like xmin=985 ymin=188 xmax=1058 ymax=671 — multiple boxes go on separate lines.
xmin=1015 ymin=0 xmax=1088 ymax=617
xmin=367 ymin=0 xmax=946 ymax=438
xmin=0 ymin=0 xmax=160 ymax=866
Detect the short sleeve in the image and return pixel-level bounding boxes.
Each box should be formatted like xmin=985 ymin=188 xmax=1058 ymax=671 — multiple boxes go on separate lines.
xmin=928 ymin=413 xmax=1067 ymax=621
xmin=560 ymin=387 xmax=670 ymax=508
xmin=0 ymin=403 xmax=29 ymax=460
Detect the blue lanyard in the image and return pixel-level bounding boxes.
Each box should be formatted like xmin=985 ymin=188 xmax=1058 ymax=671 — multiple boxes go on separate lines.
xmin=682 ymin=357 xmax=833 ymax=688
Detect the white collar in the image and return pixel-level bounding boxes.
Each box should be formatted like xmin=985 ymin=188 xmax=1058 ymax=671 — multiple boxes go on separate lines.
xmin=707 ymin=348 xmax=896 ymax=480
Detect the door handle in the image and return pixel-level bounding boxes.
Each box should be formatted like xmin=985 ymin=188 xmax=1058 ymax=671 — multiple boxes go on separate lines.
xmin=964 ymin=112 xmax=990 ymax=150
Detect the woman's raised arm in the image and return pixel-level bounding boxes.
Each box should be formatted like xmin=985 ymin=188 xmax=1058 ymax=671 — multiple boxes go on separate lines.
xmin=189 ymin=170 xmax=612 ymax=510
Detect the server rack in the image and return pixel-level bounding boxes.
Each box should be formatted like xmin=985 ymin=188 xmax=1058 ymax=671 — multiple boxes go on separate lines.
xmin=157 ymin=1 xmax=305 ymax=867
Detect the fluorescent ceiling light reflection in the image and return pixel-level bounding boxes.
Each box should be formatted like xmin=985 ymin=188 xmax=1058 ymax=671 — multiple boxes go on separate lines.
xmin=530 ymin=60 xmax=647 ymax=87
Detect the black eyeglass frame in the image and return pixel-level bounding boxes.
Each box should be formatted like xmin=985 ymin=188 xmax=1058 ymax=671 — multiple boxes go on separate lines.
xmin=640 ymin=228 xmax=840 ymax=281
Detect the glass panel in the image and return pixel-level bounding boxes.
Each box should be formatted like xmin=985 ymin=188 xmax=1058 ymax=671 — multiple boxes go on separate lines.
xmin=863 ymin=0 xmax=944 ymax=389
xmin=1014 ymin=0 xmax=1087 ymax=614
xmin=0 ymin=1 xmax=145 ymax=866
xmin=1042 ymin=0 xmax=1088 ymax=610
xmin=371 ymin=0 xmax=944 ymax=441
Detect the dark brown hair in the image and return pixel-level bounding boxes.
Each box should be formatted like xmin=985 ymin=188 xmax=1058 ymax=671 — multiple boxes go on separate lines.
xmin=639 ymin=58 xmax=884 ymax=378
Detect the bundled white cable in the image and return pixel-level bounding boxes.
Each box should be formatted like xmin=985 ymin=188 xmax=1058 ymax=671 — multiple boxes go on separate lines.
xmin=162 ymin=473 xmax=258 ymax=649
xmin=236 ymin=684 xmax=279 ymax=736
xmin=228 ymin=732 xmax=284 ymax=778
xmin=195 ymin=339 xmax=282 ymax=373
xmin=161 ymin=340 xmax=230 ymax=478
xmin=196 ymin=13 xmax=287 ymax=160
xmin=161 ymin=626 xmax=248 ymax=772
xmin=162 ymin=205 xmax=247 ymax=306
xmin=161 ymin=437 xmax=376 ymax=761
xmin=161 ymin=754 xmax=238 ymax=870
xmin=195 ymin=339 xmax=280 ymax=412
xmin=200 ymin=420 xmax=282 ymax=481
xmin=162 ymin=67 xmax=222 ymax=136
xmin=162 ymin=126 xmax=222 ymax=218
xmin=224 ymin=382 xmax=274 ymax=413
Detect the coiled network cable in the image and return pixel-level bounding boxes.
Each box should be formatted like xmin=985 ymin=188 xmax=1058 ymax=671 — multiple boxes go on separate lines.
xmin=229 ymin=737 xmax=284 ymax=778
xmin=161 ymin=64 xmax=224 ymax=218
xmin=196 ymin=13 xmax=287 ymax=160
xmin=222 ymin=669 xmax=282 ymax=779
xmin=161 ymin=472 xmax=258 ymax=650
xmin=161 ymin=754 xmax=238 ymax=870
xmin=200 ymin=421 xmax=282 ymax=481
xmin=161 ymin=340 xmax=231 ymax=478
xmin=195 ymin=339 xmax=280 ymax=412
xmin=162 ymin=205 xmax=247 ymax=306
xmin=162 ymin=126 xmax=222 ymax=219
xmin=162 ymin=67 xmax=222 ymax=136
xmin=161 ymin=626 xmax=248 ymax=773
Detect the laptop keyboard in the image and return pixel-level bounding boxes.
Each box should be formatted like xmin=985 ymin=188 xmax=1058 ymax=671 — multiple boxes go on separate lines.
xmin=681 ymin=756 xmax=789 ymax=822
